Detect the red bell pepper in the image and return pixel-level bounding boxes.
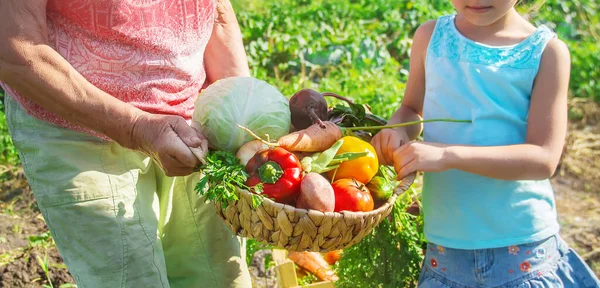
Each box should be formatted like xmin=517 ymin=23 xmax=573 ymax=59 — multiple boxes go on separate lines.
xmin=245 ymin=147 xmax=303 ymax=204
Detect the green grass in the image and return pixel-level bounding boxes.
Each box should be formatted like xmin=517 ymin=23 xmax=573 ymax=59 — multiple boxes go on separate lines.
xmin=1 ymin=0 xmax=597 ymax=163
xmin=0 ymin=87 xmax=20 ymax=165
xmin=231 ymin=0 xmax=599 ymax=102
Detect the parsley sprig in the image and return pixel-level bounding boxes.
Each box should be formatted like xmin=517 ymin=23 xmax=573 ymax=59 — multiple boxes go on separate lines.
xmin=194 ymin=150 xmax=264 ymax=208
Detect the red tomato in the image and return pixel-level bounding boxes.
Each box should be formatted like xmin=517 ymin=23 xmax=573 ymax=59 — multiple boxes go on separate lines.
xmin=332 ymin=179 xmax=374 ymax=212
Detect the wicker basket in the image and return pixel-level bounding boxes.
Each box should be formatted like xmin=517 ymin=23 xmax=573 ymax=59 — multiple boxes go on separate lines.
xmin=213 ymin=173 xmax=416 ymax=252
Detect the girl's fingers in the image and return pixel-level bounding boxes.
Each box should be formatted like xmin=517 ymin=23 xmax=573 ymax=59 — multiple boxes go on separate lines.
xmin=397 ymin=159 xmax=417 ymax=180
xmin=394 ymin=141 xmax=412 ymax=154
xmin=371 ymin=133 xmax=388 ymax=165
xmin=392 ymin=142 xmax=412 ymax=166
xmin=398 ymin=151 xmax=414 ymax=169
xmin=393 ymin=149 xmax=414 ymax=176
xmin=384 ymin=131 xmax=401 ymax=165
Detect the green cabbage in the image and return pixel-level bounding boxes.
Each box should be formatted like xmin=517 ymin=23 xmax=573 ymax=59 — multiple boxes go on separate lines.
xmin=192 ymin=76 xmax=291 ymax=152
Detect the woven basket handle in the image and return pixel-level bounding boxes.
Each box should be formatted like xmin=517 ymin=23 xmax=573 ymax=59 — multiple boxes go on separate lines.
xmin=389 ymin=172 xmax=416 ymax=199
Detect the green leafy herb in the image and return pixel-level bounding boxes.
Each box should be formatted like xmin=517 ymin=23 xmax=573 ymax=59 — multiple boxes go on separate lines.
xmin=335 ymin=187 xmax=426 ymax=288
xmin=297 ymin=272 xmax=319 ymax=286
xmin=194 ymin=150 xmax=264 ymax=209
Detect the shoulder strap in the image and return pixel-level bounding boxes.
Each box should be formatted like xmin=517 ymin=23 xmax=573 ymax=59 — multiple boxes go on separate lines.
xmin=529 ymin=25 xmax=557 ymax=74
xmin=426 ymin=15 xmax=456 ymax=59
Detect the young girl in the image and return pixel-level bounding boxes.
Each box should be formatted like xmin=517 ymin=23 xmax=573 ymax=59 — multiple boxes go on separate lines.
xmin=371 ymin=1 xmax=600 ymax=287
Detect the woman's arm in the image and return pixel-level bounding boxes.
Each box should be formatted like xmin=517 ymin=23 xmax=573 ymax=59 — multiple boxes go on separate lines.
xmin=394 ymin=38 xmax=571 ymax=181
xmin=0 ymin=0 xmax=205 ymax=176
xmin=203 ymin=0 xmax=250 ymax=84
xmin=0 ymin=0 xmax=142 ymax=145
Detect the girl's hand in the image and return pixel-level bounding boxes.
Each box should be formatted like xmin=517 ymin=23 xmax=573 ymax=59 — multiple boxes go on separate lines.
xmin=393 ymin=141 xmax=449 ymax=179
xmin=371 ymin=128 xmax=410 ymax=166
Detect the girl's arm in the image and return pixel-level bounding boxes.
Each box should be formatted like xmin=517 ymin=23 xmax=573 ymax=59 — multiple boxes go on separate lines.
xmin=394 ymin=38 xmax=571 ymax=181
xmin=388 ymin=21 xmax=435 ymax=139
xmin=371 ymin=21 xmax=434 ymax=165
xmin=203 ymin=0 xmax=250 ymax=84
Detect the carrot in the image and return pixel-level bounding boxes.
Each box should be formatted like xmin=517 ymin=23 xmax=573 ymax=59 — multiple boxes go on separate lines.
xmin=323 ymin=250 xmax=342 ymax=265
xmin=288 ymin=251 xmax=339 ymax=282
xmin=277 ymin=121 xmax=342 ymax=152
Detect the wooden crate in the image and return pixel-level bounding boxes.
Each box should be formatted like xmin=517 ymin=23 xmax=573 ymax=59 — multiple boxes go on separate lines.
xmin=272 ymin=249 xmax=335 ymax=288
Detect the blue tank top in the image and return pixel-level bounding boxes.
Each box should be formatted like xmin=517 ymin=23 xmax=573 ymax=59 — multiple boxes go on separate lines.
xmin=422 ymin=15 xmax=559 ymax=249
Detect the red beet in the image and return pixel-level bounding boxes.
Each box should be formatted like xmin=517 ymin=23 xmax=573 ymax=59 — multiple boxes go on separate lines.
xmin=289 ymin=89 xmax=328 ymax=130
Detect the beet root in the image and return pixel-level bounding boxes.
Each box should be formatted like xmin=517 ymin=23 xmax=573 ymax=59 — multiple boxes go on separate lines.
xmin=289 ymin=89 xmax=328 ymax=130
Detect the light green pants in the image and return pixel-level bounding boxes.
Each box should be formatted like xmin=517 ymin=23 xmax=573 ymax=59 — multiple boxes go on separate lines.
xmin=5 ymin=95 xmax=251 ymax=288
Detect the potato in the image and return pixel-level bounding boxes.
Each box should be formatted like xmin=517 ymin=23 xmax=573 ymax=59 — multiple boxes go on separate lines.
xmin=296 ymin=173 xmax=335 ymax=212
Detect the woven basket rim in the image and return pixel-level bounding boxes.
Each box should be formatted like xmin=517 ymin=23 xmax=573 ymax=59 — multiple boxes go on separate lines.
xmin=234 ymin=172 xmax=416 ymax=217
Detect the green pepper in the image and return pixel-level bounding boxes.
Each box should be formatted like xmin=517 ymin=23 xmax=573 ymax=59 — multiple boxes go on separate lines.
xmin=367 ymin=165 xmax=399 ymax=205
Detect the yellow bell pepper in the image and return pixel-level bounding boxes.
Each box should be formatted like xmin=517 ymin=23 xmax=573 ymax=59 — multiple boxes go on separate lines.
xmin=327 ymin=136 xmax=379 ymax=184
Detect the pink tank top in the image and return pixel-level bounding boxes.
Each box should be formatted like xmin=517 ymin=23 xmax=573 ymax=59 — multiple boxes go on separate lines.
xmin=1 ymin=0 xmax=216 ymax=139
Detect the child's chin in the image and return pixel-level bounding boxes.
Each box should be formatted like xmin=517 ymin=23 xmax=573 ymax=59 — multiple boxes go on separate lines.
xmin=465 ymin=15 xmax=498 ymax=27
xmin=462 ymin=13 xmax=503 ymax=27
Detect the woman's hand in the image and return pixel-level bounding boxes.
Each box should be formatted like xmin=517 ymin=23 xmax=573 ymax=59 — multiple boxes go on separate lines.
xmin=128 ymin=113 xmax=208 ymax=177
xmin=371 ymin=128 xmax=410 ymax=166
xmin=393 ymin=141 xmax=449 ymax=179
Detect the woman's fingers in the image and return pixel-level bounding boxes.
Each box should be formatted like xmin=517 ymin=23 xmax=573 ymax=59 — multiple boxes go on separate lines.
xmin=164 ymin=133 xmax=200 ymax=169
xmin=159 ymin=154 xmax=196 ymax=177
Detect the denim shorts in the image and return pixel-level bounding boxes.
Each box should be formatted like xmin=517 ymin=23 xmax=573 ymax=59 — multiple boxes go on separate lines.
xmin=418 ymin=235 xmax=600 ymax=287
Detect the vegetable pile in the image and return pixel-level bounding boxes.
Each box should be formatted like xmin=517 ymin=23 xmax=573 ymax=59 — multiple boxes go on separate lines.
xmin=192 ymin=76 xmax=469 ymax=283
xmin=193 ymin=76 xmax=469 ymax=214
xmin=193 ymin=77 xmax=405 ymax=214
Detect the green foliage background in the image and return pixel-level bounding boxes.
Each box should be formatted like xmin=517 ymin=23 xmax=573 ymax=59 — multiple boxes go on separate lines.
xmin=0 ymin=0 xmax=598 ymax=286
xmin=1 ymin=0 xmax=598 ymax=164
xmin=0 ymin=89 xmax=19 ymax=165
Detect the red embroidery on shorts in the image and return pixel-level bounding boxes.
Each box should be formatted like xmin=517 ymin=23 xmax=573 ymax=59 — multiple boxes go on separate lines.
xmin=508 ymin=245 xmax=520 ymax=255
xmin=430 ymin=258 xmax=438 ymax=268
xmin=520 ymin=261 xmax=532 ymax=272
xmin=441 ymin=268 xmax=446 ymax=272
xmin=509 ymin=269 xmax=514 ymax=274
xmin=437 ymin=246 xmax=445 ymax=254
xmin=525 ymin=250 xmax=531 ymax=255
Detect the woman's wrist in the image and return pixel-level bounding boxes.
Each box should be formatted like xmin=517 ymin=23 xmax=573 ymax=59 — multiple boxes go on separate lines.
xmin=110 ymin=108 xmax=148 ymax=150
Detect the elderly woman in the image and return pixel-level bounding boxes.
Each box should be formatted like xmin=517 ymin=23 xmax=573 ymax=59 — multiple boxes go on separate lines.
xmin=0 ymin=0 xmax=251 ymax=287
